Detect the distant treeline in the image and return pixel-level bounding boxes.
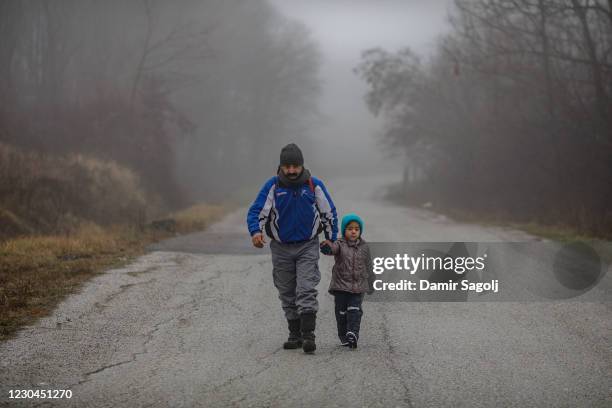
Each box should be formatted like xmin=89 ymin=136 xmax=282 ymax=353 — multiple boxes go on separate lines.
xmin=0 ymin=0 xmax=320 ymax=236
xmin=356 ymin=0 xmax=612 ymax=237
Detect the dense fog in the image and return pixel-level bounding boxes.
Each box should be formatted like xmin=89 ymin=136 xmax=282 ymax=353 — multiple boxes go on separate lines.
xmin=1 ymin=0 xmax=611 ymax=237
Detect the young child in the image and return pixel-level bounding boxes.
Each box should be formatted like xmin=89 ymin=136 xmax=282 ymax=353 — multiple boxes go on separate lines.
xmin=320 ymin=213 xmax=374 ymax=349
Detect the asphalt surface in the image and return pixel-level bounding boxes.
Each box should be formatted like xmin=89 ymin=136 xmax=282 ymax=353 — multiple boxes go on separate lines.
xmin=1 ymin=175 xmax=611 ymax=407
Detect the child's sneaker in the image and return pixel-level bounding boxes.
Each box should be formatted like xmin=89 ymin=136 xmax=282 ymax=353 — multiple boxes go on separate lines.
xmin=339 ymin=335 xmax=349 ymax=347
xmin=346 ymin=331 xmax=358 ymax=349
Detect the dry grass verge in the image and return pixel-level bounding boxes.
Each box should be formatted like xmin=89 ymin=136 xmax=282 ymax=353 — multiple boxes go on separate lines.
xmin=0 ymin=203 xmax=231 ymax=341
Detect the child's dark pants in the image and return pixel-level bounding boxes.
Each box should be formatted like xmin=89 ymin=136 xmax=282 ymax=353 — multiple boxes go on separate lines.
xmin=332 ymin=291 xmax=364 ymax=341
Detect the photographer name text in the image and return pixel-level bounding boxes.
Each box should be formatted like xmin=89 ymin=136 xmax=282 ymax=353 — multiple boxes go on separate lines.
xmin=371 ymin=253 xmax=498 ymax=293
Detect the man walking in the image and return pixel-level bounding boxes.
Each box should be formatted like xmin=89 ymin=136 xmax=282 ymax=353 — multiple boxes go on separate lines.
xmin=247 ymin=143 xmax=338 ymax=353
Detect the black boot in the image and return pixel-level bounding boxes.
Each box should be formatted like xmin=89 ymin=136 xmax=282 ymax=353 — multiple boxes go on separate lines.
xmin=346 ymin=331 xmax=358 ymax=349
xmin=346 ymin=307 xmax=363 ymax=349
xmin=283 ymin=318 xmax=303 ymax=349
xmin=300 ymin=312 xmax=316 ymax=354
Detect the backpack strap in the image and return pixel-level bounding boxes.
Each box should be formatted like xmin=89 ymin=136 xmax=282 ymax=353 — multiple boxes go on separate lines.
xmin=307 ymin=177 xmax=314 ymax=193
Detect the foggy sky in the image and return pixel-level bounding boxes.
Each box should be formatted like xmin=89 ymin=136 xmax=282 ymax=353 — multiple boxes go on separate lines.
xmin=270 ymin=0 xmax=454 ymax=178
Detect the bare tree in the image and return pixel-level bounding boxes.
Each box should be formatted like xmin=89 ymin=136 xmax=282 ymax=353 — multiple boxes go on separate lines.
xmin=356 ymin=0 xmax=612 ymax=236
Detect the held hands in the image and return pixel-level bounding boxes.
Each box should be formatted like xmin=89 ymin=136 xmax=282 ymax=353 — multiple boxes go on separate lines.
xmin=320 ymin=240 xmax=333 ymax=255
xmin=252 ymin=232 xmax=266 ymax=248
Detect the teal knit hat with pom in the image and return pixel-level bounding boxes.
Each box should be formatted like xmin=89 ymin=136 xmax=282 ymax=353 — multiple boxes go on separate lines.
xmin=340 ymin=213 xmax=364 ymax=237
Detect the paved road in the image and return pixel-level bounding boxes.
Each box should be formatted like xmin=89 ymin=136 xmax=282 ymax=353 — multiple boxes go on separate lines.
xmin=1 ymin=176 xmax=611 ymax=407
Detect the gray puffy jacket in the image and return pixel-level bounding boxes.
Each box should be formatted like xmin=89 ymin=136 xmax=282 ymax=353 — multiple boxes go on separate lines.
xmin=327 ymin=238 xmax=374 ymax=294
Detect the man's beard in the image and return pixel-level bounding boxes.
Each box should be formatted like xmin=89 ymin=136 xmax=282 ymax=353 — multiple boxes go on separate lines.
xmin=277 ymin=167 xmax=310 ymax=188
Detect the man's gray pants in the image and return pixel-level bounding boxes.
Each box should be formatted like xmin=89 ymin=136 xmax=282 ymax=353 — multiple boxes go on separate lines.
xmin=269 ymin=237 xmax=320 ymax=320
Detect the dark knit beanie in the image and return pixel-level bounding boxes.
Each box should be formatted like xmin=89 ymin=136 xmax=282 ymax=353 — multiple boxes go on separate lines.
xmin=280 ymin=143 xmax=304 ymax=166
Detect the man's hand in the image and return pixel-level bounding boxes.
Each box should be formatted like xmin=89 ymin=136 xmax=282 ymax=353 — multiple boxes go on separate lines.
xmin=252 ymin=232 xmax=266 ymax=248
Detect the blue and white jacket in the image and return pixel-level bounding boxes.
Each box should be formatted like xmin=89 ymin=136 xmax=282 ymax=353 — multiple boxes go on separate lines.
xmin=247 ymin=176 xmax=338 ymax=243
